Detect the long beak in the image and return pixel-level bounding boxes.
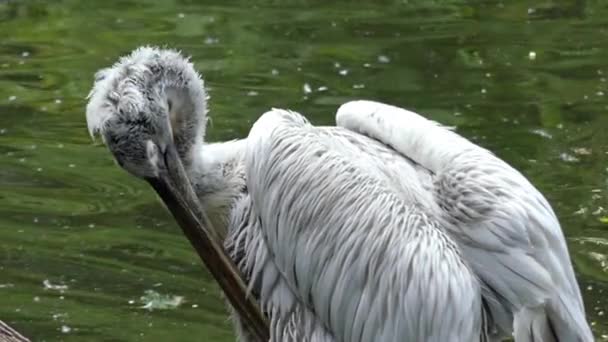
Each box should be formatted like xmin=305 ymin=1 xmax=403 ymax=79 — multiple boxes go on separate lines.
xmin=145 ymin=142 xmax=269 ymax=341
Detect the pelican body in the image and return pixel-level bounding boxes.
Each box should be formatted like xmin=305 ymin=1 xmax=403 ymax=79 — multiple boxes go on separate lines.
xmin=86 ymin=47 xmax=593 ymax=342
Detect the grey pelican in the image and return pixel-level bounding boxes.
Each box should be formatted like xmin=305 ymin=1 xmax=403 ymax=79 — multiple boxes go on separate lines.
xmin=85 ymin=46 xmax=593 ymax=342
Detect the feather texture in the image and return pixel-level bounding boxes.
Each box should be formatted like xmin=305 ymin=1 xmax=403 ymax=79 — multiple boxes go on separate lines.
xmin=239 ymin=108 xmax=487 ymax=341
xmin=86 ymin=47 xmax=592 ymax=342
xmin=337 ymin=100 xmax=593 ymax=341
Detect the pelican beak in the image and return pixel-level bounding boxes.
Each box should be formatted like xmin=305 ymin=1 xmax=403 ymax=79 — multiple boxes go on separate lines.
xmin=144 ymin=142 xmax=269 ymax=341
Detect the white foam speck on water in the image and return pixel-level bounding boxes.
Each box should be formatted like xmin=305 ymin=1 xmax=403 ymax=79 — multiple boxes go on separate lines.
xmin=303 ymin=83 xmax=312 ymax=94
xmin=530 ymin=129 xmax=552 ymax=139
xmin=377 ymin=55 xmax=390 ymax=63
xmin=204 ymin=37 xmax=219 ymax=45
xmin=559 ymin=152 xmax=579 ymax=163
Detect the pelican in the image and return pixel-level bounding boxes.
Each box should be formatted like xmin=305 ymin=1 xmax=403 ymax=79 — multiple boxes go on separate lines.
xmin=85 ymin=46 xmax=593 ymax=342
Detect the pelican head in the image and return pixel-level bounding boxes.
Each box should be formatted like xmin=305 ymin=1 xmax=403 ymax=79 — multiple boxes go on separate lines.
xmin=85 ymin=48 xmax=269 ymax=338
xmin=86 ymin=46 xmax=208 ymax=179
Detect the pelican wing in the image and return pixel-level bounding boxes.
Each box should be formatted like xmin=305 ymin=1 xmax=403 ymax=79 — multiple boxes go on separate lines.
xmin=336 ymin=100 xmax=592 ymax=341
xmin=242 ymin=109 xmax=484 ymax=342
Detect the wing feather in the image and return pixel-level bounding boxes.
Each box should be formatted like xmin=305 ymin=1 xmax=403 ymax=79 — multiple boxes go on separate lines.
xmin=337 ymin=100 xmax=592 ymax=341
xmin=243 ymin=108 xmax=485 ymax=342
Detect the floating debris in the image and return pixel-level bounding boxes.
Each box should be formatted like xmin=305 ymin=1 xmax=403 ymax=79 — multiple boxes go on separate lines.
xmin=247 ymin=90 xmax=259 ymax=97
xmin=8 ymin=95 xmax=16 ymax=102
xmin=352 ymin=84 xmax=365 ymax=89
xmin=60 ymin=325 xmax=71 ymax=334
xmin=317 ymin=86 xmax=328 ymax=92
xmin=528 ymin=51 xmax=536 ymax=60
xmin=339 ymin=69 xmax=348 ymax=76
xmin=574 ymin=207 xmax=587 ymax=215
xmin=139 ymin=290 xmax=184 ymax=311
xmin=573 ymin=147 xmax=591 ymax=156
xmin=43 ymin=279 xmax=68 ymax=292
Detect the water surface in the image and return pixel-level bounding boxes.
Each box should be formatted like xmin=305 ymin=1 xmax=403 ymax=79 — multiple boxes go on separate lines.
xmin=1 ymin=0 xmax=607 ymax=340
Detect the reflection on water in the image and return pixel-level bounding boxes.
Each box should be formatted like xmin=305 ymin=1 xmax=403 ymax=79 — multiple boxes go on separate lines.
xmin=0 ymin=0 xmax=607 ymax=340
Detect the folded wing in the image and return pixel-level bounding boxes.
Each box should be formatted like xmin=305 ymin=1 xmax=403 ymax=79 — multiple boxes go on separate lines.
xmin=242 ymin=109 xmax=486 ymax=342
xmin=337 ymin=100 xmax=592 ymax=341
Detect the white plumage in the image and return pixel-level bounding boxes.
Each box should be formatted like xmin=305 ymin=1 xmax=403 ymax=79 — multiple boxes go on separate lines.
xmin=86 ymin=47 xmax=593 ymax=342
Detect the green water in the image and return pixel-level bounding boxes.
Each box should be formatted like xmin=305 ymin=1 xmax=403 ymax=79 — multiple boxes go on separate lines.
xmin=1 ymin=0 xmax=607 ymax=340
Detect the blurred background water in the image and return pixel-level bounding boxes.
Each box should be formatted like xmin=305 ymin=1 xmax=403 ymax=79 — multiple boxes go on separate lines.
xmin=0 ymin=0 xmax=607 ymax=340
